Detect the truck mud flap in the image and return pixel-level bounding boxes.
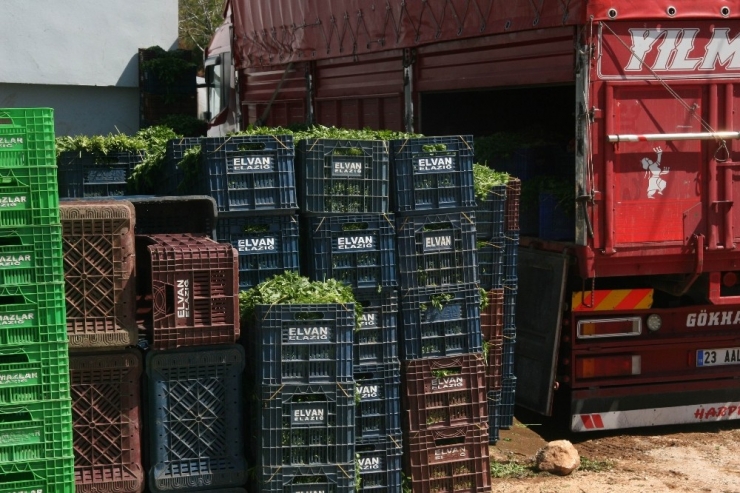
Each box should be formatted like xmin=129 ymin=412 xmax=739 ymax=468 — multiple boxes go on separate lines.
xmin=515 ymin=247 xmax=569 ymax=416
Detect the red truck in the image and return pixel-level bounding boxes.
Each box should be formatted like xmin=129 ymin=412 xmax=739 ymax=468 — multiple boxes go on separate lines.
xmin=204 ymin=0 xmax=740 ymax=432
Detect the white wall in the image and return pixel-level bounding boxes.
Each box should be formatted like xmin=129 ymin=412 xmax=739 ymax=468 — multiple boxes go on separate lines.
xmin=0 ymin=0 xmax=178 ymax=135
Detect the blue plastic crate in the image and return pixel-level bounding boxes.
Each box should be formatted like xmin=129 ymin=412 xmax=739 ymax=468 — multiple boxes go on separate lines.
xmin=503 ymin=234 xmax=518 ymax=288
xmin=251 ymin=464 xmax=356 ymax=493
xmin=354 ymin=363 xmax=401 ymax=442
xmin=356 ymin=435 xmax=402 ymax=492
xmin=396 ymin=212 xmax=478 ymax=290
xmin=58 ymin=151 xmax=142 ymax=198
xmin=303 ymin=214 xmax=397 ymax=291
xmin=353 ymin=290 xmax=399 ymax=367
xmin=503 ymin=292 xmax=516 ymax=330
xmin=502 ymin=336 xmax=516 ymax=378
xmin=477 ymin=239 xmax=504 ymax=291
xmin=249 ymin=304 xmax=354 ymax=386
xmin=250 ymin=382 xmax=356 ymax=468
xmin=296 ymin=138 xmax=389 ymax=214
xmin=487 ymin=390 xmax=502 ymax=445
xmin=199 ymin=135 xmax=297 ymax=212
xmin=399 ymin=286 xmax=482 ymax=360
xmin=499 ymin=376 xmax=517 ymax=429
xmin=475 ymin=183 xmax=506 ymax=241
xmin=163 ymin=137 xmax=200 ymax=195
xmin=538 ymin=192 xmax=575 ymax=241
xmin=390 ymin=136 xmax=476 ymax=213
xmin=217 ymin=212 xmax=300 ymax=290
xmin=146 ymin=346 xmax=247 ymax=492
xmin=493 ymin=148 xmax=540 ymax=181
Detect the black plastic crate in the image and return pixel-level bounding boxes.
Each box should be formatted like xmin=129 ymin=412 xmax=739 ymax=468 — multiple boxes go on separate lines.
xmin=58 ymin=151 xmax=143 ymax=198
xmin=475 ymin=183 xmax=507 ymax=241
xmin=487 ymin=390 xmax=501 ymax=445
xmin=199 ymin=135 xmax=297 ymax=212
xmin=248 ymin=304 xmax=354 ymax=386
xmin=296 ymin=138 xmax=389 ymax=214
xmin=250 ymin=382 xmax=356 ymax=468
xmin=396 ymin=212 xmax=478 ymax=290
xmin=354 ymin=363 xmax=402 ymax=443
xmin=146 ymin=345 xmax=247 ymax=492
xmin=356 ymin=435 xmax=402 ymax=492
xmin=499 ymin=376 xmax=517 ymax=430
xmin=390 ymin=136 xmax=476 ymax=214
xmin=218 ymin=213 xmax=300 ymax=290
xmin=477 ymin=239 xmax=504 ymax=291
xmin=130 ymin=195 xmax=218 ymax=237
xmin=353 ymin=290 xmax=399 ymax=367
xmin=251 ymin=464 xmax=356 ymax=493
xmin=399 ymin=286 xmax=482 ymax=360
xmin=163 ymin=137 xmax=200 ymax=195
xmin=303 ymin=214 xmax=397 ymax=291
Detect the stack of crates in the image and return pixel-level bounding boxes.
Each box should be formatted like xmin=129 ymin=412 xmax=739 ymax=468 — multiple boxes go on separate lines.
xmin=0 ymin=108 xmax=74 ymax=492
xmin=390 ymin=136 xmax=491 ymax=493
xmin=60 ymin=198 xmax=145 ymax=493
xmin=178 ymin=134 xmax=300 ymax=290
xmin=475 ymin=176 xmax=507 ymax=443
xmin=500 ymin=178 xmax=521 ymax=429
xmin=297 ymin=136 xmax=400 ymax=492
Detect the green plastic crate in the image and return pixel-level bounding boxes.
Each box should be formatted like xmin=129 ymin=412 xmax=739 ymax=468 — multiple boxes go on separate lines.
xmin=0 ymin=399 xmax=73 ymax=463
xmin=0 ymin=342 xmax=70 ymax=404
xmin=0 ymin=456 xmax=74 ymax=493
xmin=0 ymin=283 xmax=67 ymax=346
xmin=0 ymin=167 xmax=60 ymax=228
xmin=0 ymin=226 xmax=63 ymax=285
xmin=0 ymin=109 xmax=56 ymax=169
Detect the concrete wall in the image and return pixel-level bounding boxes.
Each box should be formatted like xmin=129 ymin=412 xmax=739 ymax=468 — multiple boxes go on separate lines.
xmin=0 ymin=0 xmax=178 ymax=135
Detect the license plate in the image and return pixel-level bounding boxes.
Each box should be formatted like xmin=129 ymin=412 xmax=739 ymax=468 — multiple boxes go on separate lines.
xmin=696 ymin=347 xmax=740 ymax=367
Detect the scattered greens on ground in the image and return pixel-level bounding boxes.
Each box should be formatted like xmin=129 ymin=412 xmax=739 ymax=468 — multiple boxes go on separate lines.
xmin=473 ymin=163 xmax=509 ymax=202
xmin=238 ymin=272 xmax=361 ymax=328
xmin=579 ymin=456 xmax=614 ymax=472
xmin=490 ymin=460 xmax=536 ymax=479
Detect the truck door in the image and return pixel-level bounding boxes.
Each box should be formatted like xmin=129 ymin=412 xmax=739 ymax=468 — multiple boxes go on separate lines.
xmin=608 ymin=85 xmax=707 ymax=249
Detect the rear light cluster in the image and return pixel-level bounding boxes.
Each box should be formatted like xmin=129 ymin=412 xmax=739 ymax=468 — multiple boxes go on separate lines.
xmin=577 ymin=317 xmax=641 ymax=339
xmin=575 ymin=355 xmax=641 ymax=379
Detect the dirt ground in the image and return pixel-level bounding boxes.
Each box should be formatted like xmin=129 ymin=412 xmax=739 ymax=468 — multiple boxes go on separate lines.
xmin=489 ymin=407 xmax=740 ymax=493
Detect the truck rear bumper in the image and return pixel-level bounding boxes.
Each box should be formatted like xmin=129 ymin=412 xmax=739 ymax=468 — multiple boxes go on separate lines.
xmin=570 ymin=379 xmax=740 ymax=432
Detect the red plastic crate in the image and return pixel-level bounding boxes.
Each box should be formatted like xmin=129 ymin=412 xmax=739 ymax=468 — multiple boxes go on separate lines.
xmin=60 ymin=201 xmax=137 ymax=348
xmin=405 ymin=424 xmax=491 ymax=493
xmin=70 ymin=349 xmax=143 ymax=493
xmin=481 ymin=288 xmax=504 ymax=343
xmin=402 ymin=353 xmax=487 ymax=432
xmin=486 ymin=342 xmax=503 ymax=392
xmin=136 ymin=234 xmax=239 ymax=350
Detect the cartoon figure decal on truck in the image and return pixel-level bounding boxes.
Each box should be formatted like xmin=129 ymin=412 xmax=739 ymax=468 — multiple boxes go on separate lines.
xmin=642 ymin=146 xmax=669 ymax=199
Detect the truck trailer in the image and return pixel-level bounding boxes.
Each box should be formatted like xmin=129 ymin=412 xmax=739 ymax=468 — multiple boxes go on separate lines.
xmin=205 ymin=0 xmax=740 ymax=432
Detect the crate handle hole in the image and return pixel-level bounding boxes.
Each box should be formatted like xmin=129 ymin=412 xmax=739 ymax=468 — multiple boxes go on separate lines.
xmin=0 ymin=295 xmax=26 ymax=306
xmin=242 ymin=224 xmax=269 ymax=233
xmin=293 ymin=394 xmax=327 ymax=403
xmin=431 ymin=367 xmax=462 ymax=378
xmin=0 ymin=411 xmax=31 ymax=424
xmin=0 ymin=234 xmax=22 ymax=246
xmin=295 ymin=312 xmax=323 ymax=320
xmin=423 ymin=222 xmax=452 ymax=231
xmin=341 ymin=222 xmax=369 ymax=231
xmin=333 ymin=147 xmax=364 ymax=156
xmin=0 ymin=472 xmax=35 ymax=482
xmin=0 ymin=118 xmax=12 ymax=126
xmin=237 ymin=143 xmax=266 ymax=151
xmin=0 ymin=353 xmax=28 ymax=365
xmin=434 ymin=436 xmax=466 ymax=446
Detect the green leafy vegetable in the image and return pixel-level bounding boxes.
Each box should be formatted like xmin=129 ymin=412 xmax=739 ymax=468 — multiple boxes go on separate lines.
xmin=473 ymin=163 xmax=509 ymax=202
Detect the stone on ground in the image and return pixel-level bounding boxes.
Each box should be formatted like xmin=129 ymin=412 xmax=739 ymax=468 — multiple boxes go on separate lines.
xmin=536 ymin=440 xmax=580 ymax=476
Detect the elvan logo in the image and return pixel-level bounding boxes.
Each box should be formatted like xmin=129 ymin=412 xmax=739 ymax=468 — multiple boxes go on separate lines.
xmin=361 ymin=313 xmax=377 ymax=328
xmin=237 ymin=237 xmax=276 ymax=252
xmin=284 ymin=327 xmax=331 ymax=341
xmin=431 ymin=376 xmax=465 ymax=391
xmin=357 ymin=385 xmax=379 ymax=399
xmin=176 ymin=279 xmax=190 ymax=319
xmin=423 ymin=234 xmax=453 ymax=252
xmin=292 ymin=408 xmax=325 ymax=423
xmin=332 ymin=160 xmax=363 ymax=176
xmin=415 ymin=155 xmax=456 ymax=172
xmin=358 ymin=456 xmax=382 ymax=471
xmin=434 ymin=447 xmax=467 ymax=460
xmin=337 ymin=235 xmax=374 ymax=251
xmin=232 ymin=156 xmax=273 ymax=171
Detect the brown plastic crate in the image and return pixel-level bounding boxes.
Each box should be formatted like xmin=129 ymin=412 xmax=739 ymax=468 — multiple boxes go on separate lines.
xmin=136 ymin=234 xmax=239 ymax=349
xmin=505 ymin=177 xmax=520 ymax=232
xmin=61 ymin=200 xmax=137 ymax=348
xmin=70 ymin=348 xmax=144 ymax=493
xmin=481 ymin=288 xmax=504 ymax=343
xmin=486 ymin=342 xmax=503 ymax=392
xmin=402 ymin=353 xmax=487 ymax=432
xmin=405 ymin=424 xmax=491 ymax=493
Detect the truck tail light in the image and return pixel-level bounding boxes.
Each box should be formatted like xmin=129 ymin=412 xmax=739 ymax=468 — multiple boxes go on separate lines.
xmin=575 ymin=355 xmax=641 ymax=379
xmin=577 ymin=317 xmax=641 ymax=339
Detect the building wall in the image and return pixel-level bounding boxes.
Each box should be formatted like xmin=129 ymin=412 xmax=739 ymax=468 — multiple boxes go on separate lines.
xmin=0 ymin=0 xmax=178 ymax=135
